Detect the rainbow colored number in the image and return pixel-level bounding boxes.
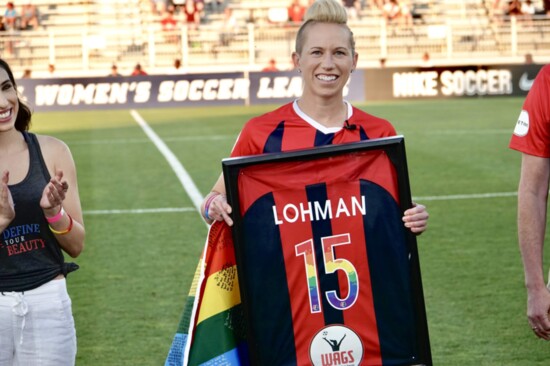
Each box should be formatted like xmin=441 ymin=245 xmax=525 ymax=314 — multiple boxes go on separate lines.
xmin=295 ymin=233 xmax=359 ymax=313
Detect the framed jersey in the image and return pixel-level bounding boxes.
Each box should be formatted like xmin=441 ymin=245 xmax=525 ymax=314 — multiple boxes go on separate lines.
xmin=222 ymin=136 xmax=431 ymax=366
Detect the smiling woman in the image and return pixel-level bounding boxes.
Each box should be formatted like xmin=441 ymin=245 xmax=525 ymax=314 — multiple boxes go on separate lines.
xmin=0 ymin=58 xmax=85 ymax=366
xmin=167 ymin=1 xmax=429 ymax=363
xmin=202 ymin=0 xmax=428 ymax=234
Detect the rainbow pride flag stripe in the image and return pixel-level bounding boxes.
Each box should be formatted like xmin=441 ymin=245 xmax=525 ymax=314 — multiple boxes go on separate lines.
xmin=165 ymin=222 xmax=249 ymax=366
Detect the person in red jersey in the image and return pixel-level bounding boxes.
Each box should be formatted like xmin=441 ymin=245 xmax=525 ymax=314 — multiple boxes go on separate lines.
xmin=201 ymin=0 xmax=429 ymax=234
xmin=509 ymin=64 xmax=550 ymax=340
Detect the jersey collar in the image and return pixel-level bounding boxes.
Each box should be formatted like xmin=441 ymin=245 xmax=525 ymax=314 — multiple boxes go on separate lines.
xmin=293 ymin=100 xmax=353 ymax=135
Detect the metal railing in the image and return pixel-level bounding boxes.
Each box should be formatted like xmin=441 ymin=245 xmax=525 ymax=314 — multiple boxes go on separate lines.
xmin=1 ymin=14 xmax=549 ymax=77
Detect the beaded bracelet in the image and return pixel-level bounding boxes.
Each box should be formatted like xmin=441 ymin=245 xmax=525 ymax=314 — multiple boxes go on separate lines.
xmin=49 ymin=214 xmax=74 ymax=235
xmin=45 ymin=207 xmax=65 ymax=224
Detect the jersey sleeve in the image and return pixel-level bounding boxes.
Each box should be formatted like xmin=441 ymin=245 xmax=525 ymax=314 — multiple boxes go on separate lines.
xmin=230 ymin=118 xmax=260 ymax=158
xmin=509 ymin=65 xmax=550 ymax=157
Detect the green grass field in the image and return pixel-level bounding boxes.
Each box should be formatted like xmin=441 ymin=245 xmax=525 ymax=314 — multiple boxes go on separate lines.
xmin=30 ymin=97 xmax=550 ymax=365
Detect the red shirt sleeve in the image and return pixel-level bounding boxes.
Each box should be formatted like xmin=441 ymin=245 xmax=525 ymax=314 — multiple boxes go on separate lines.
xmin=509 ymin=65 xmax=550 ymax=157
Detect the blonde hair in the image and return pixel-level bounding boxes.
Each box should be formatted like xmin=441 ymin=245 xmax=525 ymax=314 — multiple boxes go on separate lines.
xmin=295 ymin=0 xmax=355 ymax=55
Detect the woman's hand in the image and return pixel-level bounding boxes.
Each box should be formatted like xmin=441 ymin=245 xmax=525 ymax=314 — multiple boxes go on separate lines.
xmin=402 ymin=202 xmax=429 ymax=234
xmin=40 ymin=170 xmax=69 ymax=216
xmin=204 ymin=192 xmax=233 ymax=226
xmin=0 ymin=170 xmax=15 ymax=231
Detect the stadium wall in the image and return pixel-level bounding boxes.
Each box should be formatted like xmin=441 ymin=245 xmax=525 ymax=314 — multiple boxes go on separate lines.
xmin=18 ymin=63 xmax=543 ymax=112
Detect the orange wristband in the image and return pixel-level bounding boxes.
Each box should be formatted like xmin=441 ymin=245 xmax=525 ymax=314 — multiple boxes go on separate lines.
xmin=49 ymin=214 xmax=73 ymax=235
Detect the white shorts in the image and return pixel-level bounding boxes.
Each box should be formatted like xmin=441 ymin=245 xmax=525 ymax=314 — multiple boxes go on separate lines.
xmin=0 ymin=278 xmax=76 ymax=366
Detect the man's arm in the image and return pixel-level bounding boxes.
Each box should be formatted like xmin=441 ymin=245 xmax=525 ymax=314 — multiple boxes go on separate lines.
xmin=518 ymin=153 xmax=550 ymax=339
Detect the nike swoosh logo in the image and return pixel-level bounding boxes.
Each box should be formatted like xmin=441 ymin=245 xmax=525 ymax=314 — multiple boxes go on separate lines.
xmin=519 ymin=72 xmax=535 ymax=91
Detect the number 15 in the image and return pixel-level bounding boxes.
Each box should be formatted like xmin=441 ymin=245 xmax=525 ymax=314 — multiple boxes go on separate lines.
xmin=295 ymin=233 xmax=359 ymax=313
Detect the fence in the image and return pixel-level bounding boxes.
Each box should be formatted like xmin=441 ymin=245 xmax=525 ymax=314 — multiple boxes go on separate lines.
xmin=1 ymin=14 xmax=549 ymax=77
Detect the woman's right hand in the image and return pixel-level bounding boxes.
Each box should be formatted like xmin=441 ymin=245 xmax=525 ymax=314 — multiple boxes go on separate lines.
xmin=204 ymin=192 xmax=233 ymax=226
xmin=0 ymin=170 xmax=15 ymax=231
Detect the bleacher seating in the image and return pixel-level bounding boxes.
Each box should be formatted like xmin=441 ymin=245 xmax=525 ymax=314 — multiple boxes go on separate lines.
xmin=0 ymin=0 xmax=549 ymax=77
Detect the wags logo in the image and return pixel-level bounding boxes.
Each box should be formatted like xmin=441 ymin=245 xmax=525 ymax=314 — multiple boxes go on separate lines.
xmin=309 ymin=325 xmax=363 ymax=366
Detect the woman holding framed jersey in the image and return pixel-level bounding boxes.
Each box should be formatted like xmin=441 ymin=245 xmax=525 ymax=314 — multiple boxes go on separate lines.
xmin=201 ymin=0 xmax=429 ymax=234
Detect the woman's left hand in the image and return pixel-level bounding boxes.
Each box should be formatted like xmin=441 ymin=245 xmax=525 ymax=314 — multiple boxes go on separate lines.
xmin=40 ymin=170 xmax=69 ymax=214
xmin=402 ymin=202 xmax=429 ymax=234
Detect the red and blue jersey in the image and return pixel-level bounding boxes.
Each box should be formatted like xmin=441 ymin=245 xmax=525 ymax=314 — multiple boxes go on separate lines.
xmin=230 ymin=101 xmax=396 ymax=157
xmin=235 ymin=148 xmax=422 ymax=365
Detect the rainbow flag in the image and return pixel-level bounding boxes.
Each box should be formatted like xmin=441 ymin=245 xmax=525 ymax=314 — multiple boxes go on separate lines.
xmin=165 ymin=221 xmax=250 ymax=366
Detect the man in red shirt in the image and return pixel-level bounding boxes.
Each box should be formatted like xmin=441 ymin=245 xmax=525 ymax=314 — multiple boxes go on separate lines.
xmin=509 ymin=64 xmax=550 ymax=340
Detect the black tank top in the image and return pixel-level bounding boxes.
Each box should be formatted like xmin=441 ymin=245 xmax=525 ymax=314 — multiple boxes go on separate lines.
xmin=0 ymin=131 xmax=78 ymax=292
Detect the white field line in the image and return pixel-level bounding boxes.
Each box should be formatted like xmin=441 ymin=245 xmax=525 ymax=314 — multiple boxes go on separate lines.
xmin=129 ymin=110 xmax=204 ymax=218
xmin=83 ymin=207 xmax=196 ymax=215
xmin=82 ymin=191 xmax=518 ymax=216
xmin=67 ymin=135 xmax=233 ymax=145
xmin=77 ymin=116 xmax=517 ymax=215
xmin=65 ymin=129 xmax=512 ymax=146
xmin=413 ymin=191 xmax=517 ymax=201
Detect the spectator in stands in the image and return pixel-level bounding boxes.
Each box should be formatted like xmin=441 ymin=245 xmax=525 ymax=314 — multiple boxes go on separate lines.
xmin=370 ymin=0 xmax=384 ymax=9
xmin=262 ymin=58 xmax=279 ymax=72
xmin=108 ymin=64 xmax=122 ymax=77
xmin=161 ymin=6 xmax=177 ymax=30
xmin=182 ymin=0 xmax=201 ymax=31
xmin=171 ymin=0 xmax=185 ymax=12
xmin=342 ymin=0 xmax=361 ymax=21
xmin=150 ymin=0 xmax=167 ymax=15
xmin=420 ymin=51 xmax=432 ymax=68
xmin=20 ymin=1 xmax=39 ymax=30
xmin=521 ymin=0 xmax=536 ymax=21
xmin=0 ymin=13 xmax=13 ymax=55
xmin=218 ymin=6 xmax=237 ymax=47
xmin=174 ymin=58 xmax=182 ymax=70
xmin=524 ymin=52 xmax=534 ymax=64
xmin=160 ymin=6 xmax=179 ymax=43
xmin=164 ymin=58 xmax=185 ymax=74
xmin=507 ymin=0 xmax=523 ymax=16
xmin=288 ymin=0 xmax=306 ymax=24
xmin=379 ymin=57 xmax=386 ymax=68
xmin=47 ymin=63 xmax=55 ymax=76
xmin=522 ymin=0 xmax=536 ymax=14
xmin=202 ymin=0 xmax=223 ymax=13
xmin=399 ymin=0 xmax=413 ymax=24
xmin=382 ymin=0 xmax=399 ymax=23
xmin=544 ymin=0 xmax=550 ymax=15
xmin=131 ymin=63 xmax=147 ymax=76
xmin=194 ymin=0 xmax=205 ymax=19
xmin=3 ymin=2 xmax=18 ymax=30
xmin=21 ymin=68 xmax=31 ymax=78
xmin=382 ymin=0 xmax=411 ymax=27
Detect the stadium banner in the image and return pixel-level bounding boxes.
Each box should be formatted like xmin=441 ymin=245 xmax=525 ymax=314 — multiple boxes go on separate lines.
xmin=16 ymin=64 xmax=540 ymax=111
xmin=365 ymin=63 xmax=543 ymax=101
xmin=247 ymin=69 xmax=365 ymax=105
xmin=15 ymin=70 xmax=364 ymax=111
xmin=17 ymin=73 xmax=246 ymax=111
xmin=222 ymin=136 xmax=432 ymax=366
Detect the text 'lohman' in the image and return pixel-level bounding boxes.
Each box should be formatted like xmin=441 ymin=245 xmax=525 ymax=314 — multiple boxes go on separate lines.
xmin=273 ymin=196 xmax=366 ymax=226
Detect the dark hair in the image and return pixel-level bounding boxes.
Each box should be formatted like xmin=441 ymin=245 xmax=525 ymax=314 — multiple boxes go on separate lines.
xmin=0 ymin=58 xmax=32 ymax=131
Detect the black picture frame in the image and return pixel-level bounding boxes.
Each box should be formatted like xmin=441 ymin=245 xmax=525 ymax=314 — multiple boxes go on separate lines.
xmin=222 ymin=136 xmax=431 ymax=366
